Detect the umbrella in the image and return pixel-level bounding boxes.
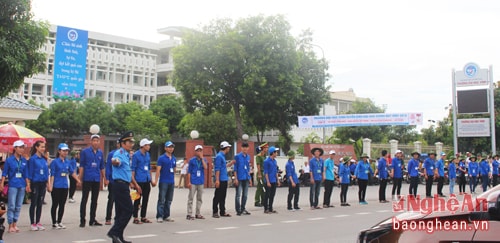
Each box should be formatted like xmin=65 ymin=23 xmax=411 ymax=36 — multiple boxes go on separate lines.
xmin=0 ymin=122 xmax=46 ymax=153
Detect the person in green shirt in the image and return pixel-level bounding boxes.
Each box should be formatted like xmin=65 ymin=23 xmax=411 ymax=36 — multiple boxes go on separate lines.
xmin=254 ymin=143 xmax=268 ymax=207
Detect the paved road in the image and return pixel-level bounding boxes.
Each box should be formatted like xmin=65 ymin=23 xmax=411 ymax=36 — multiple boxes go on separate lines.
xmin=5 ymin=182 xmax=445 ymax=243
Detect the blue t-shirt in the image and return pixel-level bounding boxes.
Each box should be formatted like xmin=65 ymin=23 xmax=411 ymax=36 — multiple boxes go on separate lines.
xmin=2 ymin=155 xmax=28 ymax=188
xmin=285 ymin=160 xmax=299 ymax=184
xmin=309 ymin=157 xmax=324 ymax=181
xmin=112 ymin=148 xmax=132 ymax=183
xmin=423 ymin=158 xmax=435 ymax=176
xmin=349 ymin=163 xmax=356 ymax=174
xmin=407 ymin=158 xmax=419 ymax=177
xmin=214 ymin=151 xmax=228 ymax=182
xmin=377 ymin=158 xmax=388 ymax=179
xmin=448 ymin=163 xmax=456 ymax=179
xmin=263 ymin=157 xmax=278 ymax=183
xmin=468 ymin=162 xmax=479 ymax=177
xmin=339 ymin=163 xmax=351 ymax=184
xmin=391 ymin=158 xmax=403 ymax=179
xmin=157 ymin=153 xmax=176 ymax=184
xmin=458 ymin=161 xmax=466 ymax=176
xmin=324 ymin=158 xmax=335 ymax=181
xmin=493 ymin=160 xmax=499 ymax=175
xmin=188 ymin=156 xmax=205 ymax=185
xmin=50 ymin=157 xmax=74 ymax=189
xmin=106 ymin=149 xmax=117 ymax=182
xmin=132 ymin=150 xmax=151 ymax=183
xmin=436 ymin=159 xmax=445 ymax=176
xmin=354 ymin=160 xmax=372 ymax=180
xmin=80 ymin=146 xmax=104 ymax=182
xmin=234 ymin=152 xmax=251 ymax=181
xmin=28 ymin=154 xmax=49 ymax=182
xmin=479 ymin=160 xmax=490 ymax=175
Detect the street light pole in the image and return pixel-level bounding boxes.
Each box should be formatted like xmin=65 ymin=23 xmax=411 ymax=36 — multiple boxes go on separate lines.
xmin=305 ymin=43 xmax=326 ymax=143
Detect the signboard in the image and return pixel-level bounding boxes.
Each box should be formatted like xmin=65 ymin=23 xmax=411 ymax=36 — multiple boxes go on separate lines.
xmin=457 ymin=118 xmax=490 ymax=137
xmin=456 ymin=89 xmax=489 ymax=114
xmin=52 ymin=26 xmax=88 ymax=100
xmin=455 ymin=63 xmax=489 ymax=87
xmin=298 ymin=113 xmax=423 ymax=128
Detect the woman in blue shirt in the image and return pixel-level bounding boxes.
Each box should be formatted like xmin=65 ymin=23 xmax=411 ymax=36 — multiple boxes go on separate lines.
xmin=468 ymin=155 xmax=479 ymax=194
xmin=448 ymin=156 xmax=457 ymax=196
xmin=339 ymin=157 xmax=352 ymax=206
xmin=457 ymin=157 xmax=467 ymax=195
xmin=354 ymin=153 xmax=373 ymax=204
xmin=48 ymin=143 xmax=81 ymax=229
xmin=27 ymin=140 xmax=49 ymax=231
xmin=0 ymin=140 xmax=28 ymax=233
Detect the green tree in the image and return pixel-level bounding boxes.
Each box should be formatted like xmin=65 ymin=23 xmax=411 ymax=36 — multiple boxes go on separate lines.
xmin=25 ymin=103 xmax=53 ymax=137
xmin=125 ymin=110 xmax=169 ymax=144
xmin=112 ymin=102 xmax=143 ymax=133
xmin=49 ymin=101 xmax=83 ymax=139
xmin=149 ymin=96 xmax=185 ymax=134
xmin=78 ymin=97 xmax=116 ymax=135
xmin=0 ymin=0 xmax=49 ymax=97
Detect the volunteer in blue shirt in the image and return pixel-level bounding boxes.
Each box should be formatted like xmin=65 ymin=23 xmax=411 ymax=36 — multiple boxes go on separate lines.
xmin=107 ymin=131 xmax=140 ymax=243
xmin=233 ymin=142 xmax=252 ymax=216
xmin=493 ymin=154 xmax=499 ymax=187
xmin=285 ymin=151 xmax=300 ymax=210
xmin=154 ymin=141 xmax=176 ymax=223
xmin=212 ymin=141 xmax=233 ymax=218
xmin=0 ymin=140 xmax=28 ymax=233
xmin=309 ymin=147 xmax=324 ymax=209
xmin=354 ymin=153 xmax=373 ymax=204
xmin=322 ymin=150 xmax=336 ymax=208
xmin=375 ymin=150 xmax=389 ymax=203
xmin=391 ymin=150 xmax=404 ymax=200
xmin=263 ymin=146 xmax=280 ymax=213
xmin=435 ymin=152 xmax=446 ymax=197
xmin=79 ymin=134 xmax=105 ymax=227
xmin=68 ymin=150 xmax=80 ymax=203
xmin=27 ymin=140 xmax=49 ymax=231
xmin=479 ymin=155 xmax=491 ymax=192
xmin=131 ymin=138 xmax=155 ymax=224
xmin=105 ymin=141 xmax=120 ymax=225
xmin=468 ymin=155 xmax=479 ymax=193
xmin=48 ymin=143 xmax=81 ymax=229
xmin=407 ymin=151 xmax=420 ymax=197
xmin=339 ymin=157 xmax=352 ymax=206
xmin=423 ymin=151 xmax=437 ymax=198
xmin=448 ymin=156 xmax=457 ymax=196
xmin=457 ymin=156 xmax=467 ymax=195
xmin=186 ymin=145 xmax=207 ymax=220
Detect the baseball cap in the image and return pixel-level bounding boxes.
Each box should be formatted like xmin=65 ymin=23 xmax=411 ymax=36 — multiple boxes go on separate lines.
xmin=220 ymin=141 xmax=231 ymax=149
xmin=395 ymin=150 xmax=402 ymax=154
xmin=195 ymin=145 xmax=203 ymax=151
xmin=140 ymin=138 xmax=153 ymax=147
xmin=329 ymin=150 xmax=336 ymax=155
xmin=13 ymin=140 xmax=25 ymax=147
xmin=58 ymin=143 xmax=69 ymax=150
xmin=90 ymin=134 xmax=100 ymax=140
xmin=441 ymin=152 xmax=446 ymax=156
xmin=269 ymin=146 xmax=279 ymax=155
xmin=164 ymin=141 xmax=175 ymax=147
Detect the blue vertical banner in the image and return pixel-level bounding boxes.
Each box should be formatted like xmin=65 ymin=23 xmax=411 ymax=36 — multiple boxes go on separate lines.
xmin=52 ymin=26 xmax=88 ymax=100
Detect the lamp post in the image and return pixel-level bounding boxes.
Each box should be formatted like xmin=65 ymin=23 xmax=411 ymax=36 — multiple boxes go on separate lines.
xmin=305 ymin=43 xmax=327 ymax=144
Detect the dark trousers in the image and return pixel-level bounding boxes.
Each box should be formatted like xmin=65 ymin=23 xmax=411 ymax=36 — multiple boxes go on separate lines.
xmin=105 ymin=182 xmax=114 ymax=221
xmin=287 ymin=184 xmax=300 ymax=209
xmin=80 ymin=181 xmax=100 ymax=224
xmin=459 ymin=176 xmax=466 ymax=193
xmin=378 ymin=178 xmax=387 ymax=201
xmin=409 ymin=176 xmax=419 ymax=197
xmin=340 ymin=184 xmax=349 ymax=203
xmin=29 ymin=182 xmax=46 ymax=224
xmin=493 ymin=174 xmax=498 ymax=187
xmin=437 ymin=176 xmax=444 ymax=195
xmin=69 ymin=176 xmax=77 ymax=199
xmin=263 ymin=182 xmax=277 ymax=211
xmin=469 ymin=176 xmax=477 ymax=192
xmin=212 ymin=181 xmax=228 ymax=215
xmin=108 ymin=181 xmax=133 ymax=240
xmin=358 ymin=179 xmax=368 ymax=202
xmin=323 ymin=180 xmax=334 ymax=206
xmin=391 ymin=177 xmax=402 ymax=196
xmin=50 ymin=188 xmax=68 ymax=224
xmin=133 ymin=182 xmax=151 ymax=218
xmin=481 ymin=175 xmax=489 ymax=192
xmin=309 ymin=180 xmax=321 ymax=207
xmin=425 ymin=176 xmax=433 ymax=197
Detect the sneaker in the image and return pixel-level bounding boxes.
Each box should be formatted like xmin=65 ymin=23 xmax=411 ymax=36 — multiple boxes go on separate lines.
xmin=89 ymin=221 xmax=103 ymax=226
xmin=31 ymin=224 xmax=38 ymax=231
xmin=361 ymin=201 xmax=368 ymax=205
xmin=287 ymin=208 xmax=295 ymax=211
xmin=157 ymin=218 xmax=163 ymax=223
xmin=36 ymin=223 xmax=45 ymax=231
xmin=52 ymin=224 xmax=61 ymax=229
xmin=242 ymin=210 xmax=251 ymax=215
xmin=294 ymin=207 xmax=301 ymax=210
xmin=164 ymin=218 xmax=175 ymax=222
xmin=212 ymin=214 xmax=220 ymax=218
xmin=79 ymin=222 xmax=85 ymax=228
xmin=57 ymin=223 xmax=66 ymax=229
xmin=345 ymin=203 xmax=351 ymax=206
xmin=68 ymin=198 xmax=76 ymax=203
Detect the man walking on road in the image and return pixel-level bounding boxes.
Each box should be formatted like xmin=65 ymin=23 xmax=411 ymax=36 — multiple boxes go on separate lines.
xmin=234 ymin=142 xmax=252 ymax=216
xmin=375 ymin=150 xmax=389 ymax=203
xmin=131 ymin=138 xmax=155 ymax=224
xmin=187 ymin=145 xmax=207 ymax=220
xmin=390 ymin=150 xmax=404 ymax=201
xmin=212 ymin=141 xmax=233 ymax=218
xmin=322 ymin=150 xmax=336 ymax=208
xmin=309 ymin=147 xmax=324 ymax=209
xmin=154 ymin=141 xmax=176 ymax=223
xmin=423 ymin=151 xmax=437 ymax=198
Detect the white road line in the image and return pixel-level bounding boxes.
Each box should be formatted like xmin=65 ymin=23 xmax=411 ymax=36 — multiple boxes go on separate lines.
xmin=307 ymin=217 xmax=325 ymax=221
xmin=281 ymin=220 xmax=300 ymax=223
xmin=127 ymin=234 xmax=157 ymax=239
xmin=215 ymin=226 xmax=239 ymax=230
xmin=249 ymin=223 xmax=272 ymax=227
xmin=377 ymin=210 xmax=391 ymax=213
xmin=175 ymin=230 xmax=203 ymax=234
xmin=73 ymin=240 xmax=107 ymax=243
xmin=356 ymin=212 xmax=371 ymax=215
xmin=334 ymin=214 xmax=349 ymax=218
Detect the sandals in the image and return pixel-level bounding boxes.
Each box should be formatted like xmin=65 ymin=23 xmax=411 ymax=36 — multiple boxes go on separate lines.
xmin=220 ymin=213 xmax=231 ymax=217
xmin=133 ymin=218 xmax=143 ymax=224
xmin=195 ymin=215 xmax=205 ymax=219
xmin=141 ymin=218 xmax=152 ymax=223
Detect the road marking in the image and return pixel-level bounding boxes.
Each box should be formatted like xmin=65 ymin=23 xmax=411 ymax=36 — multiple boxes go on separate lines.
xmin=377 ymin=210 xmax=391 ymax=213
xmin=127 ymin=234 xmax=157 ymax=239
xmin=175 ymin=230 xmax=203 ymax=234
xmin=281 ymin=220 xmax=300 ymax=223
xmin=356 ymin=212 xmax=371 ymax=215
xmin=334 ymin=214 xmax=349 ymax=218
xmin=307 ymin=217 xmax=325 ymax=221
xmin=215 ymin=226 xmax=238 ymax=230
xmin=249 ymin=223 xmax=271 ymax=227
xmin=73 ymin=240 xmax=106 ymax=243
